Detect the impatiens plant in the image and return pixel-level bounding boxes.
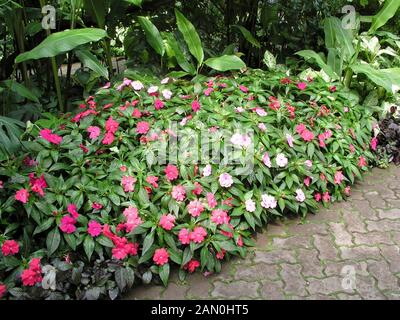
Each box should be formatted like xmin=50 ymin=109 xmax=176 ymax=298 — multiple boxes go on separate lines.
xmin=0 ymin=68 xmax=377 ymax=299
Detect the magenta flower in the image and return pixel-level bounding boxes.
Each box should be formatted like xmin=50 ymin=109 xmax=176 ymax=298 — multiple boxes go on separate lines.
xmin=153 ymin=248 xmax=169 ymax=266
xmin=87 ymin=126 xmax=100 ymax=140
xmin=40 ymin=129 xmax=62 ymax=145
xmin=159 ymin=214 xmax=176 ymax=231
xmin=172 ymin=185 xmax=186 ymax=202
xmin=15 ymin=189 xmax=29 ymax=204
xmin=87 ymin=221 xmax=102 ymax=237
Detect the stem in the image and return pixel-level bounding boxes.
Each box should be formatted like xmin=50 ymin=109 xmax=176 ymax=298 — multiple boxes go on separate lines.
xmin=344 ymin=68 xmax=353 ymax=88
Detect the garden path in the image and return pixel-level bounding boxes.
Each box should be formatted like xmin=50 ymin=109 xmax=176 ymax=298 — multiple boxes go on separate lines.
xmin=125 ymin=164 xmax=400 ymax=300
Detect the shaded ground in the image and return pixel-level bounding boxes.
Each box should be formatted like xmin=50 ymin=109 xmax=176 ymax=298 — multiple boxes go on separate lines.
xmin=125 ymin=165 xmax=400 ymax=300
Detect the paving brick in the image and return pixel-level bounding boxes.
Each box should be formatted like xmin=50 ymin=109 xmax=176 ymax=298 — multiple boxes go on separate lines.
xmin=234 ymin=263 xmax=279 ymax=281
xmin=340 ymin=246 xmax=381 ymax=261
xmin=329 ymin=222 xmax=353 ymax=246
xmin=254 ymin=249 xmax=296 ymax=264
xmin=280 ymin=264 xmax=307 ymax=296
xmin=211 ymin=281 xmax=259 ymax=299
xmin=313 ymin=235 xmax=339 ymax=261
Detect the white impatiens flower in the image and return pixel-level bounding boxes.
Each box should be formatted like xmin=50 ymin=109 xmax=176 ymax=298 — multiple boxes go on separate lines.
xmin=261 ymin=194 xmax=277 ymax=209
xmin=162 ymin=89 xmax=173 ymax=100
xmin=245 ymin=199 xmax=256 ymax=212
xmin=295 ymin=189 xmax=306 ymax=203
xmin=131 ymin=80 xmax=144 ymax=91
xmin=161 ymin=77 xmax=170 ymax=84
xmin=276 ymin=153 xmax=288 ymax=167
xmin=219 ymin=173 xmax=233 ymax=188
xmin=203 ymin=164 xmax=212 ymax=177
xmin=147 ymin=86 xmax=158 ymax=94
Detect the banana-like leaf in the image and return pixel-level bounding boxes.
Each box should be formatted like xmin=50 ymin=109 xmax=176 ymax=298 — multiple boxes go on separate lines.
xmin=3 ymin=80 xmax=39 ymax=103
xmin=165 ymin=33 xmax=196 ymax=75
xmin=204 ymin=55 xmax=246 ymax=72
xmin=369 ymin=0 xmax=400 ymax=33
xmin=351 ymin=63 xmax=400 ymax=94
xmin=15 ymin=28 xmax=107 ymax=63
xmin=124 ymin=0 xmax=142 ymax=6
xmin=83 ymin=0 xmax=109 ymax=28
xmin=233 ymin=25 xmax=261 ymax=48
xmin=75 ymin=49 xmax=109 ymax=79
xmin=296 ymin=50 xmax=339 ymax=80
xmin=327 ymin=48 xmax=343 ymax=78
xmin=175 ymin=9 xmax=204 ymax=68
xmin=138 ymin=16 xmax=165 ymax=57
xmin=324 ymin=17 xmax=355 ymax=61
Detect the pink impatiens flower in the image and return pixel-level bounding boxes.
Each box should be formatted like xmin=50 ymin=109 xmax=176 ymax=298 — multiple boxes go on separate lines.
xmin=304 ymin=176 xmax=311 ymax=187
xmin=87 ymin=221 xmax=102 ymax=237
xmin=262 ymin=152 xmax=272 ymax=168
xmin=344 ymin=186 xmax=351 ymax=196
xmin=21 ymin=258 xmax=42 ymax=286
xmin=29 ymin=173 xmax=47 ymax=197
xmin=0 ymin=283 xmax=6 ymax=298
xmin=105 ymin=116 xmax=119 ymax=134
xmin=206 ymin=192 xmax=217 ymax=209
xmin=153 ymin=248 xmax=169 ymax=266
xmin=187 ymin=200 xmax=205 ymax=217
xmin=87 ymin=126 xmax=100 ymax=140
xmin=92 ymin=202 xmax=103 ymax=210
xmin=136 ymin=121 xmax=150 ymax=134
xmin=154 ymin=99 xmax=165 ymax=110
xmin=322 ymin=192 xmax=331 ymax=203
xmin=162 ymin=89 xmax=172 ymax=100
xmin=123 ymin=206 xmax=143 ymax=233
xmin=219 ymin=173 xmax=233 ymax=188
xmin=370 ymin=137 xmax=378 ymax=151
xmin=334 ymin=171 xmax=345 ymax=185
xmin=146 ymin=176 xmax=159 ymax=188
xmin=297 ymin=82 xmax=307 ymax=90
xmin=358 ymin=156 xmax=367 ymax=168
xmin=102 ymin=132 xmax=115 ymax=145
xmin=122 ymin=176 xmax=136 ymax=192
xmin=60 ymin=215 xmax=77 ymax=234
xmin=192 ymin=100 xmax=201 ymax=112
xmin=1 ymin=240 xmax=19 ymax=256
xmin=239 ymin=85 xmax=249 ymax=93
xmin=172 ymin=185 xmax=186 ymax=202
xmin=185 ymin=259 xmax=200 ymax=273
xmin=165 ymin=164 xmax=179 ymax=181
xmin=189 ymin=226 xmax=207 ymax=243
xmin=202 ymin=164 xmax=212 ymax=177
xmin=304 ymin=160 xmax=313 ymax=168
xmin=40 ymin=129 xmax=62 ymax=145
xmin=179 ymin=228 xmax=191 ymax=245
xmin=211 ymin=209 xmax=229 ymax=225
xmin=15 ymin=189 xmax=29 ymax=204
xmin=286 ymin=134 xmax=294 ymax=147
xmin=67 ymin=204 xmax=79 ymax=219
xmin=159 ymin=214 xmax=176 ymax=231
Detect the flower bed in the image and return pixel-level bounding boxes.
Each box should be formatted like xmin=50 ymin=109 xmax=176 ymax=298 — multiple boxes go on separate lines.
xmin=0 ymin=69 xmax=377 ymax=299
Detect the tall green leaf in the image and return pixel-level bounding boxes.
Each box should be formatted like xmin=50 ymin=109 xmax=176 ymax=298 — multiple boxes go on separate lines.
xmin=15 ymin=28 xmax=107 ymax=63
xmin=3 ymin=80 xmax=39 ymax=103
xmin=351 ymin=63 xmax=400 ymax=94
xmin=0 ymin=116 xmax=25 ymax=159
xmin=83 ymin=0 xmax=109 ymax=28
xmin=296 ymin=50 xmax=339 ymax=80
xmin=46 ymin=227 xmax=60 ymax=255
xmin=369 ymin=0 xmax=400 ymax=33
xmin=75 ymin=49 xmax=109 ymax=79
xmin=175 ymin=9 xmax=204 ymax=67
xmin=324 ymin=17 xmax=355 ymax=61
xmin=204 ymin=55 xmax=246 ymax=72
xmin=165 ymin=33 xmax=196 ymax=75
xmin=137 ymin=16 xmax=165 ymax=57
xmin=233 ymin=25 xmax=261 ymax=48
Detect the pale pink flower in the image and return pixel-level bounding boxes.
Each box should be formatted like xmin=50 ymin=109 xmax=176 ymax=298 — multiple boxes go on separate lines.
xmin=295 ymin=189 xmax=306 ymax=202
xmin=245 ymin=199 xmax=256 ymax=212
xmin=304 ymin=160 xmax=313 ymax=168
xmin=219 ymin=173 xmax=233 ymax=188
xmin=261 ymin=194 xmax=277 ymax=209
xmin=161 ymin=77 xmax=169 ymax=84
xmin=255 ymin=108 xmax=267 ymax=117
xmin=87 ymin=126 xmax=100 ymax=140
xmin=202 ymin=164 xmax=212 ymax=177
xmin=262 ymin=152 xmax=272 ymax=168
xmin=286 ymin=134 xmax=294 ymax=147
xmin=206 ymin=193 xmax=217 ymax=209
xmin=189 ymin=226 xmax=207 ymax=243
xmin=235 ymin=107 xmax=245 ymax=113
xmin=131 ymin=80 xmax=144 ymax=90
xmin=121 ymin=176 xmax=136 ymax=192
xmin=147 ymin=86 xmax=158 ymax=94
xmin=211 ymin=209 xmax=230 ymax=225
xmin=258 ymin=123 xmax=267 ymax=132
xmin=159 ymin=214 xmax=176 ymax=231
xmin=187 ymin=200 xmax=205 ymax=217
xmin=334 ymin=171 xmax=344 ymax=185
xmin=172 ymin=185 xmax=186 ymax=202
xmin=123 ymin=206 xmax=142 ymax=233
xmin=162 ymin=89 xmax=173 ymax=100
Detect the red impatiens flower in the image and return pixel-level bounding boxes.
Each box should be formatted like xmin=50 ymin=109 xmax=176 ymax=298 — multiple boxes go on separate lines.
xmin=178 ymin=228 xmax=191 ymax=245
xmin=153 ymin=248 xmax=169 ymax=266
xmin=40 ymin=129 xmax=62 ymax=145
xmin=1 ymin=240 xmax=19 ymax=256
xmin=105 ymin=116 xmax=119 ymax=134
xmin=184 ymin=259 xmax=200 ymax=273
xmin=0 ymin=283 xmax=6 ymax=298
xmin=15 ymin=189 xmax=29 ymax=204
xmin=102 ymin=132 xmax=115 ymax=145
xmin=189 ymin=226 xmax=207 ymax=244
xmin=165 ymin=164 xmax=179 ymax=181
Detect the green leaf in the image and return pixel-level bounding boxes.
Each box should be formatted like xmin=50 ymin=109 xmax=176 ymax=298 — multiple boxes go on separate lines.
xmin=15 ymin=28 xmax=107 ymax=63
xmin=124 ymin=0 xmax=142 ymax=7
xmin=75 ymin=49 xmax=109 ymax=79
xmin=84 ymin=236 xmax=95 ymax=260
xmin=83 ymin=0 xmax=108 ymax=28
xmin=46 ymin=227 xmax=60 ymax=255
xmin=233 ymin=25 xmax=260 ymax=48
xmin=141 ymin=230 xmax=155 ymax=256
xmin=97 ymin=235 xmax=114 ymax=248
xmin=324 ymin=17 xmax=355 ymax=61
xmin=33 ymin=217 xmax=54 ymax=235
xmin=64 ymin=233 xmax=77 ymax=250
xmin=137 ymin=16 xmax=165 ymax=56
xmin=369 ymin=0 xmax=400 ymax=33
xmin=351 ymin=63 xmax=400 ymax=94
xmin=3 ymin=80 xmax=39 ymax=103
xmin=181 ymin=246 xmax=192 ymax=267
xmin=165 ymin=33 xmax=196 ymax=75
xmin=263 ymin=50 xmax=276 ymax=70
xmin=175 ymin=9 xmax=204 ymax=67
xmin=204 ymin=55 xmax=246 ymax=72
xmin=296 ymin=50 xmax=339 ymax=80
xmin=159 ymin=263 xmax=170 ymax=287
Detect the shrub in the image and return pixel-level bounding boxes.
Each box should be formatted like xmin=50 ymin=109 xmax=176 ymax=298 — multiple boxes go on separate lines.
xmin=0 ymin=69 xmax=376 ymax=299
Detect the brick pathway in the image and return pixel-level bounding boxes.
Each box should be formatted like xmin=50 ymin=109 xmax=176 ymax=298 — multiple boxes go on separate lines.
xmin=125 ymin=165 xmax=400 ymax=300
